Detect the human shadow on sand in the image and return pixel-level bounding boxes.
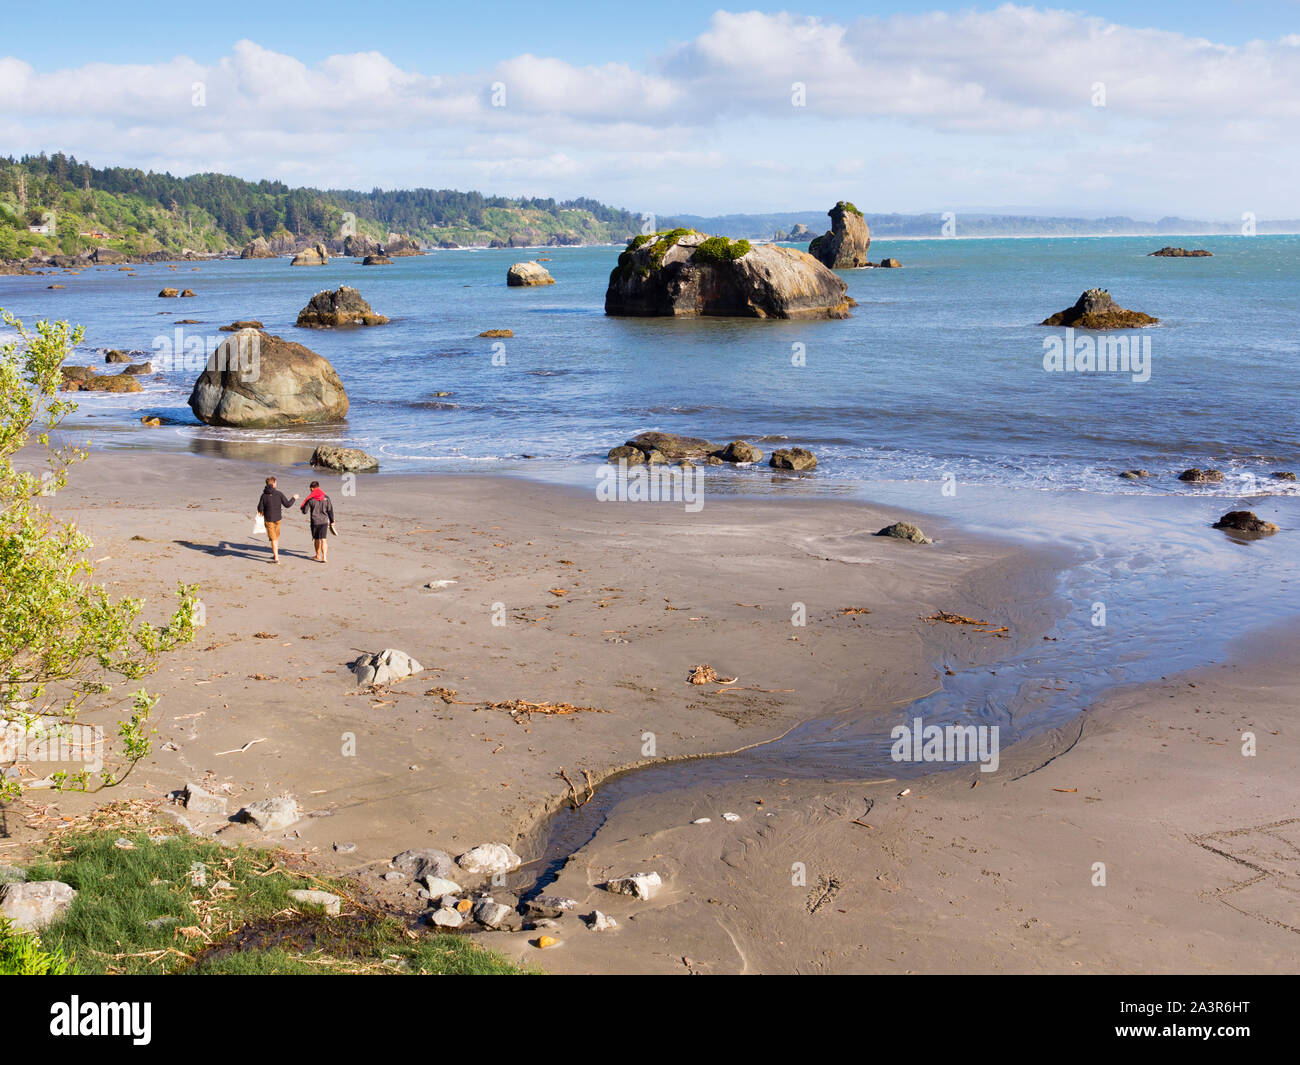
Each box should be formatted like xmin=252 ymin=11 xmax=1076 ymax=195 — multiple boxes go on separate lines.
xmin=173 ymin=539 xmax=313 ymax=563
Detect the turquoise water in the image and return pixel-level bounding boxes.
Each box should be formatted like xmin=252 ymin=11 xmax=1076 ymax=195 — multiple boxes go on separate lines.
xmin=3 ymin=234 xmax=1296 ymax=496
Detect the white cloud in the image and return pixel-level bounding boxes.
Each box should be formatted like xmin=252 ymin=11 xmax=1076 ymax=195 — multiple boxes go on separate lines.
xmin=0 ymin=8 xmax=1297 ymax=216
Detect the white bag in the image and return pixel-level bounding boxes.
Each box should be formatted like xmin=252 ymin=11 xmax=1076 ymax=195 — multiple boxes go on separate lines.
xmin=253 ymin=512 xmax=265 ymax=534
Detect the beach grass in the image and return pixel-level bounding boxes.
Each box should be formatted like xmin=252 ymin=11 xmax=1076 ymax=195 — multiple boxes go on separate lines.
xmin=20 ymin=810 xmax=529 ymax=975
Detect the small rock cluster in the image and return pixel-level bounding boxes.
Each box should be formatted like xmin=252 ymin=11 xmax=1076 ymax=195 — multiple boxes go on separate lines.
xmin=606 ymin=431 xmax=818 ymax=471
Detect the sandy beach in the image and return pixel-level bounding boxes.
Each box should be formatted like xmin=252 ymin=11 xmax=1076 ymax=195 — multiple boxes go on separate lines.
xmin=3 ymin=447 xmax=1293 ymax=973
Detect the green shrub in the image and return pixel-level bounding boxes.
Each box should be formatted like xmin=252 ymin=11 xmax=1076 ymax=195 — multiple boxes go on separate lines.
xmin=0 ymin=917 xmax=69 ymax=975
xmin=692 ymin=236 xmax=752 ymax=264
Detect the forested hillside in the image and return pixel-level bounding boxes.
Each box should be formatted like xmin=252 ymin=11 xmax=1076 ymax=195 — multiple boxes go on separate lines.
xmin=0 ymin=153 xmax=644 ymax=259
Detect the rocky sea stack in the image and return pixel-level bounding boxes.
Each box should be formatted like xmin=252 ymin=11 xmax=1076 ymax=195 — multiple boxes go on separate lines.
xmin=507 ymin=262 xmax=555 ymax=287
xmin=605 ymin=230 xmax=852 ymax=319
xmin=187 ymin=330 xmax=348 ymax=428
xmin=1041 ymin=289 xmax=1158 ymax=329
xmin=290 ymin=242 xmax=329 ymax=266
xmin=296 ymin=286 xmax=389 ymax=328
xmin=240 ymin=237 xmax=276 ymax=259
xmin=808 ymin=201 xmax=871 ymax=269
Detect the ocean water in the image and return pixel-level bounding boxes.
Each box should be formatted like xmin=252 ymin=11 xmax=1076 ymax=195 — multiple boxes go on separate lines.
xmin=2 ymin=234 xmax=1296 ymax=497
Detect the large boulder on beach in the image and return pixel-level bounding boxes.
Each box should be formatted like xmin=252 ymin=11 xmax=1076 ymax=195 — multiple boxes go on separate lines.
xmin=607 ymin=230 xmax=852 ymax=319
xmin=240 ymin=237 xmax=276 ymax=259
xmin=290 ymin=242 xmax=329 ymax=266
xmin=507 ymin=262 xmax=555 ymax=287
xmin=296 ymin=286 xmax=389 ymax=328
xmin=1041 ymin=289 xmax=1158 ymax=329
xmin=350 ymin=648 xmax=422 ymax=687
xmin=808 ymin=201 xmax=871 ymax=269
xmin=187 ymin=330 xmax=349 ymax=428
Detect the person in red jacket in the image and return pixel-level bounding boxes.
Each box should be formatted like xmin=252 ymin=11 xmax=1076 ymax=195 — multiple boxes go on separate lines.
xmin=299 ymin=480 xmax=336 ymax=563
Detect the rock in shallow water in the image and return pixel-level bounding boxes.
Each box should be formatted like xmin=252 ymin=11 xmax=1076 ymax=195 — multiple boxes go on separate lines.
xmin=770 ymin=447 xmax=817 ymax=471
xmin=1178 ymin=468 xmax=1225 ymax=483
xmin=311 ymin=445 xmax=379 ymax=472
xmin=187 ymin=330 xmax=348 ymax=428
xmin=1041 ymin=289 xmax=1158 ymax=329
xmin=507 ymin=262 xmax=555 ymax=286
xmin=1212 ymin=510 xmax=1279 ymax=535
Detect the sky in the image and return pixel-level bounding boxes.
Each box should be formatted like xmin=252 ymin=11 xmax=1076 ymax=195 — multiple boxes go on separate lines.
xmin=1 ymin=2 xmax=1297 ymax=219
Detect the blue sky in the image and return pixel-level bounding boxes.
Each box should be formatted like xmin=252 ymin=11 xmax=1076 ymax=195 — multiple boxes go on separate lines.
xmin=7 ymin=1 xmax=1295 ymax=68
xmin=2 ymin=3 xmax=1297 ymax=217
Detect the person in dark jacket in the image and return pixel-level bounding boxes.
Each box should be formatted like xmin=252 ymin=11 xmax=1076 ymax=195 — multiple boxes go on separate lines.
xmin=299 ymin=480 xmax=336 ymax=563
xmin=256 ymin=476 xmax=297 ymax=564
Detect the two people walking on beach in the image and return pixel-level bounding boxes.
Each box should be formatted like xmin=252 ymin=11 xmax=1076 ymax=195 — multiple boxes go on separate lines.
xmin=256 ymin=476 xmax=335 ymax=564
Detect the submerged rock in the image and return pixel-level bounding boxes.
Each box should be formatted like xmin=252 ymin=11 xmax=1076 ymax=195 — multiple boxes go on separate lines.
xmin=808 ymin=201 xmax=871 ymax=269
xmin=1212 ymin=510 xmax=1279 ymax=535
xmin=876 ymin=521 xmax=933 ymax=544
xmin=1042 ymin=289 xmax=1158 ymax=329
xmin=158 ymin=287 xmax=180 ymax=297
xmin=1119 ymin=469 xmax=1151 ymax=479
xmin=295 ymin=286 xmax=388 ymax=328
xmin=1178 ymin=468 xmax=1225 ymax=483
xmin=1149 ymin=247 xmax=1212 ymax=257
xmin=70 ymin=373 xmax=143 ymax=393
xmin=1271 ymin=471 xmax=1296 ymax=481
xmin=187 ymin=330 xmax=349 ymax=428
xmin=507 ymin=261 xmax=555 ymax=286
xmin=606 ymin=230 xmax=852 ymax=320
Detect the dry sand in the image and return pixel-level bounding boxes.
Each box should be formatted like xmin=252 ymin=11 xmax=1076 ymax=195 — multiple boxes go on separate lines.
xmin=5 ymin=450 xmax=1295 ymax=974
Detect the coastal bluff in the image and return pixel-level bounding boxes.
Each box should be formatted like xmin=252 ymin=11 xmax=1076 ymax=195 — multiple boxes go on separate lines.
xmin=605 ymin=229 xmax=852 ymax=319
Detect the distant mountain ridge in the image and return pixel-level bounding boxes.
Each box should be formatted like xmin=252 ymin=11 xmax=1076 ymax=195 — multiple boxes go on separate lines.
xmin=660 ymin=211 xmax=1300 ymax=240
